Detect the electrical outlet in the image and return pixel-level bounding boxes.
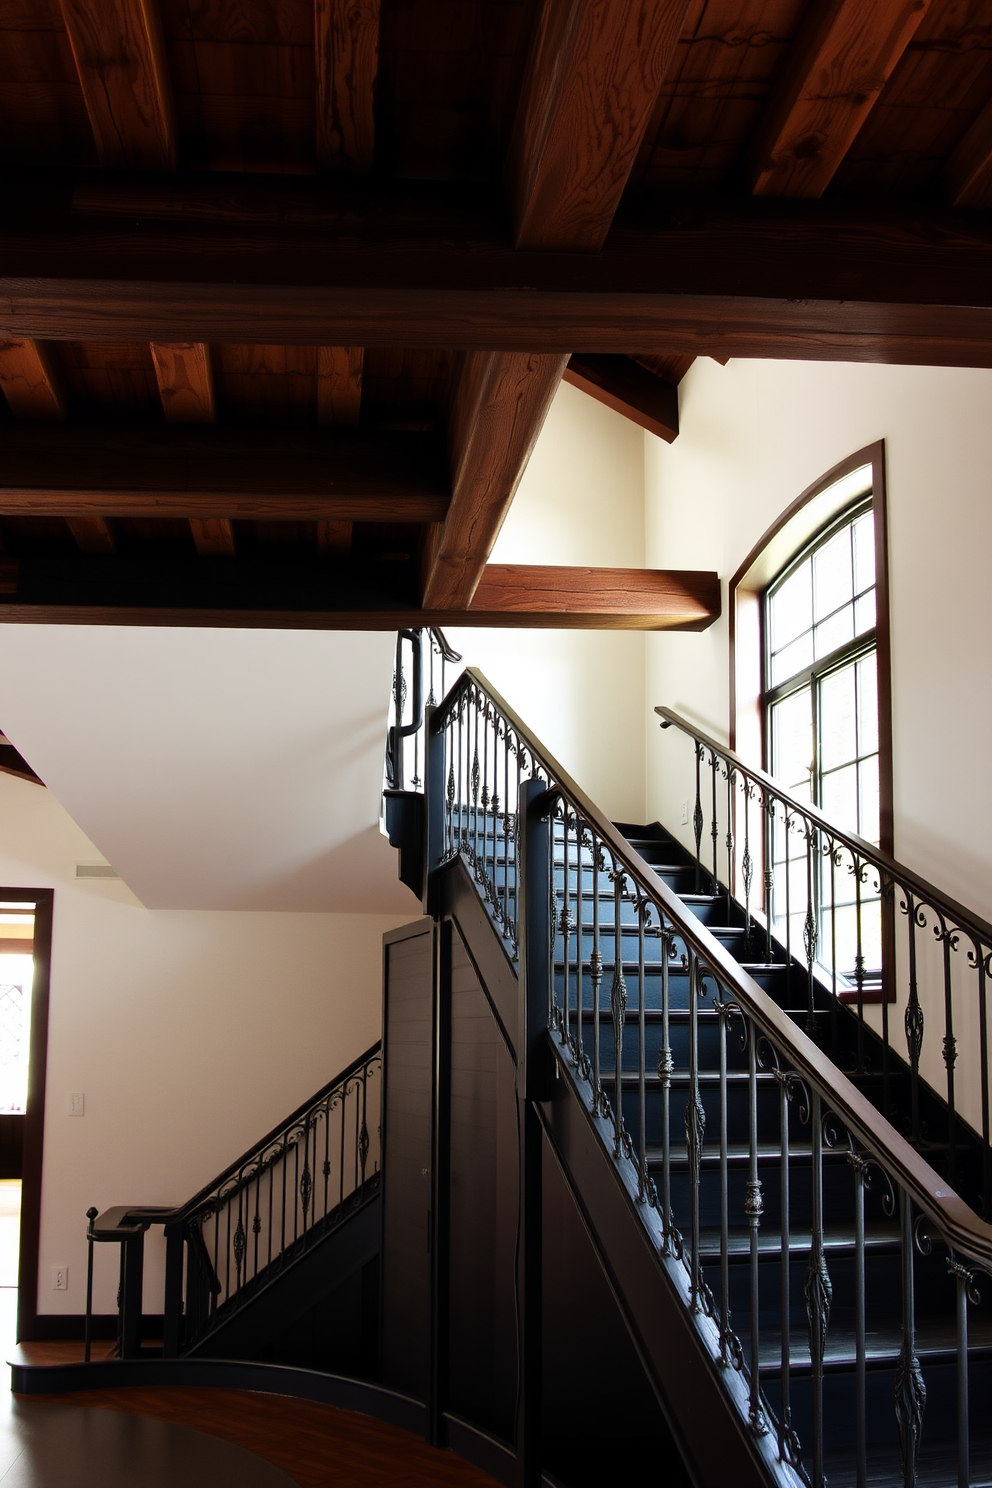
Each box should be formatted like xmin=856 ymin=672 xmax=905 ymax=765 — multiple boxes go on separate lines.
xmin=681 ymin=799 xmax=690 ymax=825
xmin=52 ymin=1266 xmax=68 ymax=1291
xmin=66 ymin=1092 xmax=85 ymax=1116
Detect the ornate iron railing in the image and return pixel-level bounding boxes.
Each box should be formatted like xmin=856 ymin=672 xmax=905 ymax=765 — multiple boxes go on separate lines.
xmin=427 ymin=669 xmax=992 ymax=1488
xmin=385 ymin=627 xmax=461 ymax=793
xmin=87 ymin=1043 xmax=381 ymax=1357
xmin=656 ymin=706 xmax=992 ymax=1216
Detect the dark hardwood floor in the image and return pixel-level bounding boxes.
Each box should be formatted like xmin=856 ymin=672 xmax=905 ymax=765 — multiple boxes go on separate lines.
xmin=19 ymin=1387 xmax=501 ymax=1488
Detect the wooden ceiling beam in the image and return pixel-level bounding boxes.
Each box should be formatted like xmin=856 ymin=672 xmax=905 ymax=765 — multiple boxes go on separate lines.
xmin=59 ymin=0 xmax=177 ymax=171
xmin=0 ymin=340 xmax=66 ymax=420
xmin=0 ymin=424 xmax=448 ymax=523
xmin=421 ymin=351 xmax=567 ymax=610
xmin=149 ymin=342 xmax=230 ymax=554
xmin=0 ymin=564 xmax=719 ymax=632
xmin=7 ymin=199 xmax=992 ymax=364
xmin=427 ymin=3 xmax=690 ymax=611
xmin=748 ymin=0 xmax=932 ymax=198
xmin=507 ymin=0 xmax=691 ymax=251
xmin=564 ymin=354 xmax=678 ymax=442
xmin=943 ymin=98 xmax=992 ymax=209
xmin=469 ymin=565 xmax=717 ymax=630
xmin=315 ymin=0 xmax=380 ymax=175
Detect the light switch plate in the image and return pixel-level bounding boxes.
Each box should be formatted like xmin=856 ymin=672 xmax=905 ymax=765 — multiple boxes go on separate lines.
xmin=67 ymin=1092 xmax=85 ymax=1116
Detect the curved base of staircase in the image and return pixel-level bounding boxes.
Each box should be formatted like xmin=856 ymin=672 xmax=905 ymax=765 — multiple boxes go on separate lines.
xmin=7 ymin=1354 xmax=519 ymax=1487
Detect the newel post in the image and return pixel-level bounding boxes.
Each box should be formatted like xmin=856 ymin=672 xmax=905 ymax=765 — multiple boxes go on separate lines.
xmin=424 ymin=703 xmax=444 ymax=915
xmin=515 ymin=777 xmax=553 ymax=1488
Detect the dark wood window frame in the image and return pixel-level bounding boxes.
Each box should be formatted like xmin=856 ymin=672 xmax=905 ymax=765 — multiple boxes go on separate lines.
xmin=729 ymin=440 xmax=894 ymax=1001
xmin=0 ymin=885 xmax=54 ymax=1343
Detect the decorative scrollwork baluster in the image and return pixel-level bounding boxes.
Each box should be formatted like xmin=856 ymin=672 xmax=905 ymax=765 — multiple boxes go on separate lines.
xmin=804 ymin=1093 xmax=831 ymax=1487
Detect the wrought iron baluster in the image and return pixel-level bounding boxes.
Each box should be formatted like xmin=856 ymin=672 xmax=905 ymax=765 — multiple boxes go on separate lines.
xmin=775 ymin=1066 xmax=799 ymax=1472
xmin=693 ymin=743 xmax=703 ymax=893
xmin=252 ymin=1170 xmax=261 ymax=1282
xmin=611 ymin=863 xmax=627 ymax=1162
xmin=686 ymin=953 xmax=704 ymax=1313
xmin=502 ymin=724 xmax=510 ymax=941
xmin=481 ymin=701 xmax=491 ymax=900
xmin=904 ymin=894 xmax=924 ymax=1145
xmin=267 ymin=1163 xmax=274 ymax=1268
xmin=854 ymin=855 xmax=866 ymax=1071
xmin=710 ymin=750 xmax=719 ymax=892
xmin=764 ymin=792 xmax=775 ymax=965
xmin=717 ymin=999 xmax=731 ymax=1365
xmin=849 ymin=1146 xmax=869 ymax=1488
xmin=742 ymin=786 xmax=753 ymax=960
xmin=637 ymin=898 xmax=647 ymax=1203
xmin=574 ymin=821 xmax=583 ymax=1079
xmin=725 ymin=765 xmax=734 ymax=922
xmin=979 ymin=950 xmax=991 ymax=1214
xmin=591 ymin=838 xmax=603 ymax=1115
xmin=894 ymin=1191 xmax=925 ymax=1488
xmin=803 ymin=824 xmax=818 ymax=1037
xmin=805 ymin=1092 xmax=831 ymax=1488
xmin=472 ymin=699 xmax=481 ymax=881
xmin=745 ymin=1019 xmax=765 ymax=1433
xmin=339 ymin=1092 xmax=346 ymax=1207
xmin=560 ymin=819 xmax=571 ymax=1056
xmin=939 ymin=916 xmax=958 ymax=1186
xmin=360 ymin=1064 xmax=370 ymax=1184
xmin=784 ymin=809 xmax=792 ymax=981
xmin=947 ymin=1252 xmax=972 ymax=1488
xmin=323 ymin=1101 xmax=331 ymax=1218
xmin=659 ymin=923 xmax=674 ymax=1253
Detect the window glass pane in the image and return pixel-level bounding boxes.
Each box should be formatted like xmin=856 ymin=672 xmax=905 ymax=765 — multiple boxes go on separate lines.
xmin=854 ymin=590 xmax=875 ymax=636
xmin=815 ymin=606 xmax=854 ymax=660
xmin=819 ymin=663 xmax=857 ymax=771
xmin=813 ymin=528 xmax=853 ymax=622
xmin=853 ymin=511 xmax=875 ymax=595
xmin=821 ymin=762 xmax=859 ymax=835
xmin=769 ymin=560 xmax=812 ymax=654
xmin=771 ymin=632 xmax=813 ymax=687
xmin=857 ymin=655 xmax=878 ymax=754
xmin=771 ymin=686 xmax=812 ymax=791
xmin=859 ymin=756 xmax=880 ymax=844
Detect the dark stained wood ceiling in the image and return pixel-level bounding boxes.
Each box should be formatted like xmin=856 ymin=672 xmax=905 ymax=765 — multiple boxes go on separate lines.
xmin=0 ymin=0 xmax=990 ymax=629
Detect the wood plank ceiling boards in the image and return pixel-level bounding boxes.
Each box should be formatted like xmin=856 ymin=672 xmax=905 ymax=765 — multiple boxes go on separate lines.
xmin=0 ymin=0 xmax=990 ymax=626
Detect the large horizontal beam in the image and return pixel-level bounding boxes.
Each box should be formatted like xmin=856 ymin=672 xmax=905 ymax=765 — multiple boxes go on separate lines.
xmin=3 ymin=188 xmax=992 ymax=364
xmin=0 ymin=559 xmax=718 ymax=631
xmin=470 ymin=564 xmax=717 ymax=629
xmin=0 ymin=424 xmax=448 ymax=522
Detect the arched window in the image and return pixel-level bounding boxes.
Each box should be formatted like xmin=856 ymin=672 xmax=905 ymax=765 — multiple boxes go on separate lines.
xmin=729 ymin=443 xmax=893 ymax=998
xmin=765 ymin=500 xmax=881 ymax=981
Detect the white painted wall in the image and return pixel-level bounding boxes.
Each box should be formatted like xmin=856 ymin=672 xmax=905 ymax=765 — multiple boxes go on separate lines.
xmin=0 ymin=771 xmax=412 ymax=1320
xmin=643 ymin=358 xmax=992 ymax=1127
xmin=448 ymin=379 xmax=648 ymax=824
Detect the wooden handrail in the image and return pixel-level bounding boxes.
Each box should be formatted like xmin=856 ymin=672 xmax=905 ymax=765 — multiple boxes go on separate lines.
xmin=656 ymin=704 xmax=992 ymax=949
xmin=437 ymin=669 xmax=992 ymax=1265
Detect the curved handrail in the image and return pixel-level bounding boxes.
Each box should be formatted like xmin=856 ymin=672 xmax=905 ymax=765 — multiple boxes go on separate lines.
xmin=655 ymin=705 xmax=992 ymax=949
xmin=436 ymin=669 xmax=992 ymax=1267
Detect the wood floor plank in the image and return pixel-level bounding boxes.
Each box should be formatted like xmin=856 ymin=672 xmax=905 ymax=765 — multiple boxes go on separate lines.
xmin=22 ymin=1387 xmax=501 ymax=1487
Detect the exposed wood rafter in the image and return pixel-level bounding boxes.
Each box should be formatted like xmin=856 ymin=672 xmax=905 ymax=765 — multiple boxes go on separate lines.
xmin=65 ymin=518 xmax=117 ymax=554
xmin=507 ymin=0 xmax=691 ymax=250
xmin=0 ymin=425 xmax=449 ymax=524
xmin=564 ymin=354 xmax=679 ymax=442
xmin=0 ymin=340 xmax=65 ymax=419
xmin=421 ymin=352 xmax=567 ymax=609
xmin=748 ymin=0 xmax=932 ymax=198
xmin=315 ymin=0 xmax=380 ymax=174
xmin=59 ymin=0 xmax=177 ymax=171
xmin=943 ymin=98 xmax=992 ymax=209
xmin=150 ymin=342 xmax=230 ymax=555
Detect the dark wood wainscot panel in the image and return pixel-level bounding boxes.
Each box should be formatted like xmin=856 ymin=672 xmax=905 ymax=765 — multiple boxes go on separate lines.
xmin=446 ymin=923 xmax=518 ymax=1445
xmin=381 ymin=919 xmax=435 ymax=1402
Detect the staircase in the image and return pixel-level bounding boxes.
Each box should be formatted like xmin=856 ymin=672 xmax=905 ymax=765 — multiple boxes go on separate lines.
xmin=422 ymin=665 xmax=992 ymax=1488
xmin=605 ymin=819 xmax=992 ymax=1487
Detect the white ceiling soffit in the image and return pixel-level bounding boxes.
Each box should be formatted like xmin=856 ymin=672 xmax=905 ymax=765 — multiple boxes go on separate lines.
xmin=0 ymin=626 xmax=418 ymax=912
